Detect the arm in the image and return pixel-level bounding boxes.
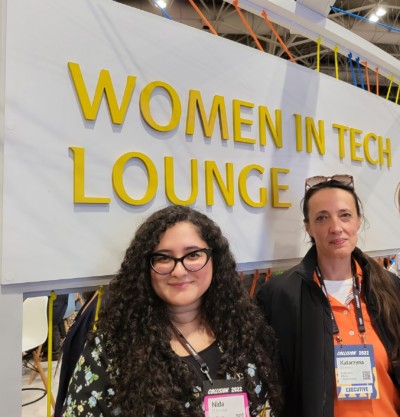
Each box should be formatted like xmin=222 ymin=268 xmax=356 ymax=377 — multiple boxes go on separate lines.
xmin=256 ymin=275 xmax=301 ymax=417
xmin=61 ymin=334 xmax=116 ymax=417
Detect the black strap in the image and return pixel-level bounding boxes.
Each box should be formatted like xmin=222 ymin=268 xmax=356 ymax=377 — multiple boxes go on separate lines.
xmin=170 ymin=323 xmax=213 ymax=384
xmin=315 ymin=264 xmax=366 ymax=346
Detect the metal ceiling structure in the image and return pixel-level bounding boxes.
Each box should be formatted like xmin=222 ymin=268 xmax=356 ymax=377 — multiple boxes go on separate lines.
xmin=117 ymin=0 xmax=400 ymax=100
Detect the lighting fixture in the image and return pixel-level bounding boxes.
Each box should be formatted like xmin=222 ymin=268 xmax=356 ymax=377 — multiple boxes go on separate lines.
xmin=376 ymin=7 xmax=386 ymax=17
xmin=155 ymin=0 xmax=167 ymax=9
xmin=369 ymin=14 xmax=379 ymax=22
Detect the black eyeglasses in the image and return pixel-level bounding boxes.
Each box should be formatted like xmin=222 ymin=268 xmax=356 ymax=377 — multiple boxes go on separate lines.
xmin=305 ymin=174 xmax=354 ymax=192
xmin=149 ymin=248 xmax=212 ymax=275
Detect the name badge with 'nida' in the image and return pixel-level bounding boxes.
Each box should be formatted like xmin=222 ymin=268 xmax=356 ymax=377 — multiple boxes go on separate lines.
xmin=203 ymin=379 xmax=250 ymax=417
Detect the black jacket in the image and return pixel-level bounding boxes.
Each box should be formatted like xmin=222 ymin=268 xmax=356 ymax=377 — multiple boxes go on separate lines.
xmin=257 ymin=246 xmax=400 ymax=417
xmin=54 ymin=294 xmax=99 ymax=417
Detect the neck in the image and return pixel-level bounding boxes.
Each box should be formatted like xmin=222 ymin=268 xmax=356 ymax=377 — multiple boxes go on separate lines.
xmin=168 ymin=301 xmax=202 ymax=331
xmin=168 ymin=301 xmax=215 ymax=356
xmin=317 ymin=256 xmax=353 ymax=281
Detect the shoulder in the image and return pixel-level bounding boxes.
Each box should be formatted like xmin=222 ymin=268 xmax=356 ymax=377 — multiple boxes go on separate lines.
xmin=256 ymin=266 xmax=304 ymax=324
xmin=258 ymin=272 xmax=295 ymax=299
xmin=61 ymin=334 xmax=116 ymax=417
xmin=257 ymin=271 xmax=303 ymax=307
xmin=256 ymin=249 xmax=318 ymax=318
xmin=257 ymin=261 xmax=309 ymax=298
xmin=75 ymin=333 xmax=114 ymax=377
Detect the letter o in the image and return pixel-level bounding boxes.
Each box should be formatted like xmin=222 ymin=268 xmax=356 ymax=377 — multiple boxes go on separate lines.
xmin=112 ymin=152 xmax=158 ymax=205
xmin=140 ymin=81 xmax=182 ymax=132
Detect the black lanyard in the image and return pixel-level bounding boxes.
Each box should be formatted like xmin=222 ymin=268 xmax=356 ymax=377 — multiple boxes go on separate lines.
xmin=315 ymin=264 xmax=366 ymax=347
xmin=170 ymin=323 xmax=213 ymax=384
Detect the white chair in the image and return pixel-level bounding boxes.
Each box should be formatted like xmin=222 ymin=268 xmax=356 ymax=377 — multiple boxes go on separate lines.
xmin=22 ymin=296 xmax=55 ymax=410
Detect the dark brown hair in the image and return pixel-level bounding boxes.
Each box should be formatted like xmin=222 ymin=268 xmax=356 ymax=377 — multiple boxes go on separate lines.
xmin=302 ymin=180 xmax=400 ymax=367
xmin=302 ymin=179 xmax=363 ymax=223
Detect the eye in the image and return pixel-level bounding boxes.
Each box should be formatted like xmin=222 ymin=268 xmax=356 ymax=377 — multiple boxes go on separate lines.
xmin=152 ymin=254 xmax=172 ymax=264
xmin=186 ymin=251 xmax=202 ymax=259
xmin=340 ymin=212 xmax=352 ymax=218
xmin=315 ymin=215 xmax=327 ymax=222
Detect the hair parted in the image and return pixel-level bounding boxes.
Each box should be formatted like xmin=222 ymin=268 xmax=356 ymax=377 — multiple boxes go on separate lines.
xmin=96 ymin=205 xmax=282 ymax=417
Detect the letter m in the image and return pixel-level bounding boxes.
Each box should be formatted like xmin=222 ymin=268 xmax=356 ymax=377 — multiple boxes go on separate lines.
xmin=68 ymin=62 xmax=136 ymax=124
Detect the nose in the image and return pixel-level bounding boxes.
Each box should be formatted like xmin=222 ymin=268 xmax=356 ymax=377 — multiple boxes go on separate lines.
xmin=171 ymin=260 xmax=187 ymax=277
xmin=329 ymin=217 xmax=342 ymax=233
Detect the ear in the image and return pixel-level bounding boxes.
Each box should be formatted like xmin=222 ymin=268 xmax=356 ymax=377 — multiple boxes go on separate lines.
xmin=357 ymin=217 xmax=362 ymax=230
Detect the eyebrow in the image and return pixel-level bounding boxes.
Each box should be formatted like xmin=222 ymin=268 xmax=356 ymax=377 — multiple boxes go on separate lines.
xmin=313 ymin=208 xmax=352 ymax=215
xmin=153 ymin=246 xmax=203 ymax=254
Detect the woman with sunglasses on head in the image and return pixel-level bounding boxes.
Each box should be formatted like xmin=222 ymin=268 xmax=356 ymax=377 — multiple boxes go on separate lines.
xmin=62 ymin=205 xmax=283 ymax=417
xmin=257 ymin=175 xmax=400 ymax=417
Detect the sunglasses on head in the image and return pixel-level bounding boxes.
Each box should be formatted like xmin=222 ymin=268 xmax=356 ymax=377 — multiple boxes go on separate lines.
xmin=305 ymin=174 xmax=354 ymax=192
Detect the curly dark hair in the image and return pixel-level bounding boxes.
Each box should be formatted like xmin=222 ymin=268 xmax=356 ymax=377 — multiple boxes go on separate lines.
xmin=97 ymin=205 xmax=282 ymax=417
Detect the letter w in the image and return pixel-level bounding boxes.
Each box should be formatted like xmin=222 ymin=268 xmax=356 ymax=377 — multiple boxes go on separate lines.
xmin=68 ymin=62 xmax=136 ymax=124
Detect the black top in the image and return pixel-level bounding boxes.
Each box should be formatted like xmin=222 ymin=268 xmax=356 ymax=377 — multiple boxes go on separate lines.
xmin=180 ymin=341 xmax=221 ymax=384
xmin=54 ymin=294 xmax=99 ymax=417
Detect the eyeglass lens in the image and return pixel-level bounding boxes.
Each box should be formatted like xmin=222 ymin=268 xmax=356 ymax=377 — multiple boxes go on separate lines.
xmin=150 ymin=249 xmax=211 ymax=274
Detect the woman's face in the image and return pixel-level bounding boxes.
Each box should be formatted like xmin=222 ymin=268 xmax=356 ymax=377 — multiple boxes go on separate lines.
xmin=305 ymin=187 xmax=361 ymax=260
xmin=150 ymin=221 xmax=213 ymax=309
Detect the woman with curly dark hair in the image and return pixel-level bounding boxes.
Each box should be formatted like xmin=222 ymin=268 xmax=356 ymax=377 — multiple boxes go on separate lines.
xmin=61 ymin=205 xmax=282 ymax=417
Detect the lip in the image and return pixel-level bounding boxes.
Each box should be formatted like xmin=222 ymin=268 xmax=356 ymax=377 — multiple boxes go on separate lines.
xmin=169 ymin=282 xmax=192 ymax=289
xmin=330 ymin=238 xmax=346 ymax=245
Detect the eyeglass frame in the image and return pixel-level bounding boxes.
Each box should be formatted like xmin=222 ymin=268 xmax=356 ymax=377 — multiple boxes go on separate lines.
xmin=304 ymin=174 xmax=354 ymax=192
xmin=149 ymin=248 xmax=212 ymax=275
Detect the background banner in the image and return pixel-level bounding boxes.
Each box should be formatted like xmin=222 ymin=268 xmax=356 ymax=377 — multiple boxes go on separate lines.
xmin=3 ymin=0 xmax=400 ymax=284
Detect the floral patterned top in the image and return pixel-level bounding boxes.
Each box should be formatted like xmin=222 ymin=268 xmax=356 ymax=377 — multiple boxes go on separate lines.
xmin=61 ymin=335 xmax=269 ymax=417
xmin=61 ymin=335 xmax=119 ymax=417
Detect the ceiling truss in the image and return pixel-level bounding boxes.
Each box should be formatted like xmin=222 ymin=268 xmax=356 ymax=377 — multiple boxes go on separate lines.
xmin=118 ymin=0 xmax=400 ymax=100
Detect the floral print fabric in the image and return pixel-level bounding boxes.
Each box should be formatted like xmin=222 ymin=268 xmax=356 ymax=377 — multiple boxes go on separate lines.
xmin=61 ymin=335 xmax=269 ymax=417
xmin=61 ymin=335 xmax=118 ymax=417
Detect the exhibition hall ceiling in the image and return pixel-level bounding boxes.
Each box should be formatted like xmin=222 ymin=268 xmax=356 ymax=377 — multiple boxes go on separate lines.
xmin=118 ymin=0 xmax=400 ymax=98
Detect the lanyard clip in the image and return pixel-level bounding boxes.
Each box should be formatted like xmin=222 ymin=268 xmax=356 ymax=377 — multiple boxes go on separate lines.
xmin=359 ymin=332 xmax=367 ymax=347
xmin=336 ymin=335 xmax=343 ymax=348
xmin=201 ymin=365 xmax=213 ymax=384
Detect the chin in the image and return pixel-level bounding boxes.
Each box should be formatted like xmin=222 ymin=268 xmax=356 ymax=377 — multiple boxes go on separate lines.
xmin=332 ymin=248 xmax=353 ymax=257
